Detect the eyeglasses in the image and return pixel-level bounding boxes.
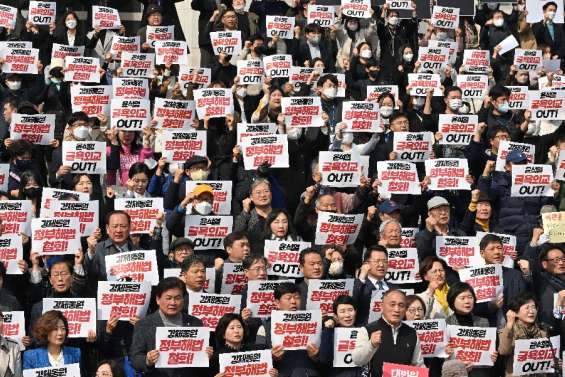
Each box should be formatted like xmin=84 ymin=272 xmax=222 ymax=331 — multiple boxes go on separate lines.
xmin=248 ymin=266 xmax=268 ymax=273
xmin=407 ymin=307 xmax=424 ymax=314
xmin=51 ymin=272 xmax=70 ymax=278
xmin=367 ymin=259 xmax=388 ymax=266
xmin=546 ymin=257 xmax=565 ymax=264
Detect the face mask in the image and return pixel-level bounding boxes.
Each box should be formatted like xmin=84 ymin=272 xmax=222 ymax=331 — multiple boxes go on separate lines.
xmin=194 ymin=201 xmax=213 ymax=215
xmin=66 ymin=19 xmax=77 ymax=29
xmin=168 ymin=163 xmax=179 ymax=175
xmin=190 ymin=169 xmax=209 ymax=181
xmin=368 ymin=70 xmax=379 ymax=79
xmin=388 ymin=16 xmax=399 ymax=26
xmin=6 ymin=81 xmax=21 ymax=90
xmin=15 ymin=159 xmax=32 ymax=170
xmin=73 ymin=126 xmax=90 ymax=140
xmin=309 ymin=35 xmax=321 ymax=44
xmin=435 ymin=31 xmax=448 ymax=41
xmin=448 ymin=98 xmax=462 ymax=111
xmin=403 ymin=53 xmax=414 ymax=62
xmin=233 ymin=4 xmax=245 ymax=13
xmin=547 ymin=11 xmax=556 ymax=20
xmin=380 ymin=106 xmax=393 ymax=118
xmin=328 ymin=260 xmax=344 ymax=276
xmin=413 ymin=96 xmax=425 ymax=108
xmin=493 ymin=18 xmax=504 ymax=27
xmin=323 ymin=87 xmax=337 ymax=99
xmin=498 ymin=102 xmax=510 ymax=113
xmin=24 ymin=187 xmax=41 ymax=199
xmin=459 ymin=103 xmax=470 ymax=114
xmin=487 ymin=3 xmax=498 ymax=9
xmin=287 ymin=127 xmax=303 ymax=140
xmin=360 ymin=49 xmax=372 ymax=59
xmin=342 ymin=132 xmax=354 ymax=145
xmin=51 ymin=77 xmax=62 ymax=84
xmin=236 ymin=87 xmax=247 ymax=97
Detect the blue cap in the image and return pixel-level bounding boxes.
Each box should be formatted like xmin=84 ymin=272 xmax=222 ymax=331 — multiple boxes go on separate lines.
xmin=506 ymin=150 xmax=528 ymax=163
xmin=379 ymin=200 xmax=402 ymax=214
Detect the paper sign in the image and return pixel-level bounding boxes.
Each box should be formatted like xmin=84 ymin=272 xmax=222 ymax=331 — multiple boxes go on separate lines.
xmin=544 ymin=58 xmax=562 ymax=73
xmin=237 ymin=60 xmax=264 ymax=85
xmin=319 ymin=151 xmax=362 ymax=188
xmin=511 ymin=164 xmax=554 ymax=197
xmin=341 ymin=0 xmax=371 ymax=18
xmin=476 ymin=232 xmax=517 ymax=268
xmin=366 ymin=85 xmax=399 ymax=104
xmin=32 ymin=218 xmax=80 ymax=255
xmin=51 ymin=44 xmax=84 ymax=68
xmin=436 ymin=236 xmax=481 ymax=269
xmin=154 ymin=98 xmax=195 ymax=129
xmin=0 ymin=5 xmax=17 ymax=29
xmin=459 ymin=264 xmax=503 ymax=303
xmin=393 ymin=132 xmax=433 ymax=162
xmin=408 ymin=73 xmax=443 ymax=96
xmin=23 ymin=364 xmax=80 ymax=377
xmin=113 ymin=77 xmax=149 ymax=100
xmin=0 ymin=234 xmax=23 ymax=275
xmin=155 ymin=327 xmax=209 ymax=368
xmin=266 ymin=15 xmax=295 ymax=39
xmin=43 ymin=298 xmax=96 ymax=338
xmin=62 ymin=141 xmax=106 ymax=174
xmin=41 ymin=188 xmax=89 ymax=211
xmin=10 ymin=113 xmax=55 ymax=145
xmin=64 ymin=56 xmax=100 ymax=83
xmin=115 ymin=198 xmax=163 ymax=234
xmin=377 ymin=161 xmax=421 ymax=195
xmin=333 ymin=328 xmax=362 ymax=367
xmin=241 ymin=134 xmax=289 ymax=170
xmin=194 ymin=88 xmax=233 ymax=119
xmin=110 ymin=36 xmax=139 ymax=59
xmin=121 ymin=52 xmax=155 ymax=78
xmin=314 ymin=212 xmax=363 ymax=245
xmin=462 ymin=50 xmax=490 ymax=74
xmin=271 ymin=310 xmax=321 ymax=350
xmin=306 ymin=279 xmax=354 ymax=315
xmin=431 ymin=6 xmax=459 ymax=29
xmin=185 ymin=181 xmax=232 ymax=215
xmin=246 ymin=280 xmax=295 ymax=318
xmin=263 ymin=55 xmax=292 ymax=78
xmin=514 ymin=49 xmax=542 ymax=71
xmin=154 ymin=40 xmax=188 ymax=65
xmin=496 ymin=141 xmax=535 ymax=172
xmin=0 ymin=47 xmax=38 ymax=74
xmin=529 ymin=90 xmax=565 ymax=120
xmin=418 ymin=46 xmax=450 ymax=73
xmin=425 ymin=158 xmax=471 ymax=190
xmin=307 ymin=5 xmax=336 ymax=27
xmin=210 ymin=30 xmax=242 ymax=56
xmin=438 ymin=114 xmax=477 ymax=146
xmin=105 ymin=249 xmax=159 ymax=285
xmin=220 ymin=262 xmax=248 ymax=295
xmin=496 ymin=35 xmax=519 ymax=55
xmin=162 ymin=130 xmax=206 ymax=162
xmin=513 ymin=336 xmax=560 ymax=376
xmin=289 ymin=67 xmax=322 ymax=90
xmin=146 ymin=25 xmax=175 ymax=48
xmin=386 ymin=0 xmax=414 ymax=9
xmin=383 ymin=363 xmax=429 ymax=377
xmin=237 ymin=123 xmax=277 ymax=143
xmin=44 ymin=200 xmax=99 ymax=237
xmin=264 ymin=240 xmax=309 ymax=278
xmin=92 ymin=6 xmax=121 ymax=29
xmin=429 ymin=40 xmax=457 ymax=64
xmin=219 ymin=350 xmax=272 ymax=377
xmin=70 ymin=85 xmax=111 ymax=116
xmin=281 ymin=97 xmax=324 ymax=128
xmin=1 ymin=311 xmax=25 ymax=345
xmin=97 ymin=281 xmax=151 ymax=320
xmin=447 ymin=325 xmax=496 ymax=366
xmin=0 ymin=201 xmax=32 ymax=236
xmin=457 ymin=74 xmax=489 ymax=99
xmin=507 ymin=86 xmax=529 ymax=110
xmin=405 ymin=319 xmax=448 ymax=358
xmin=385 ymin=248 xmax=421 ymax=284
xmin=188 ymin=292 xmax=241 ymax=329
xmin=342 ymin=101 xmax=380 ymax=132
xmin=185 ymin=215 xmax=233 ymax=250
xmin=542 ymin=212 xmax=565 ymax=243
xmin=179 ymin=67 xmax=211 ymax=94
xmin=111 ymin=99 xmax=150 ymax=130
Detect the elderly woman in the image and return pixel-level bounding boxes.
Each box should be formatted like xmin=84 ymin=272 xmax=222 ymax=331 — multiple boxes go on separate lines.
xmin=418 ymin=257 xmax=454 ymax=319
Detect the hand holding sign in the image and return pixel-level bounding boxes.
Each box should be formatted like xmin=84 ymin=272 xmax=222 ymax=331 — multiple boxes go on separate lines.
xmin=146 ymin=349 xmax=159 ymax=366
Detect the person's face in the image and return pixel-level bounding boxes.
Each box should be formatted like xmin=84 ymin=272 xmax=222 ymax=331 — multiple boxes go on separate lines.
xmin=382 ymin=291 xmax=406 ymax=326
xmin=424 ymin=261 xmax=446 ymax=287
xmin=429 ymin=205 xmax=450 ymax=225
xmin=24 ymin=177 xmax=39 ymax=190
xmin=183 ymin=263 xmax=206 ymax=291
xmin=380 ymin=97 xmax=394 ymax=108
xmin=316 ymin=194 xmax=337 ymax=213
xmin=233 ymin=0 xmax=245 ymax=7
xmin=454 ymin=290 xmax=475 ymax=314
xmin=49 ymin=263 xmax=72 ymax=293
xmin=389 ymin=116 xmax=409 ymax=132
xmin=156 ymin=288 xmax=184 ymax=316
xmin=545 ymin=4 xmax=557 ymax=17
xmin=147 ymin=12 xmax=162 ymax=26
xmin=517 ymin=299 xmax=537 ymax=325
xmin=336 ymin=304 xmax=356 ymax=327
xmin=251 ymin=183 xmax=272 ymax=207
xmin=96 ymin=363 xmax=113 ymax=377
xmin=476 ymin=201 xmax=491 ymax=220
xmin=131 ymin=172 xmax=149 ymax=195
xmin=245 ymin=260 xmax=268 ymax=280
xmin=542 ymin=249 xmax=565 ymax=275
xmin=118 ymin=131 xmax=135 ymax=145
xmin=227 ymin=238 xmax=250 ymax=262
xmin=300 ymin=253 xmax=324 ymax=279
xmin=188 ymin=162 xmax=208 ymax=177
xmin=492 ymin=96 xmax=509 ymax=111
xmin=47 ymin=319 xmax=67 ymax=347
xmin=75 ymin=175 xmax=93 ymax=194
xmin=481 ymin=241 xmax=504 ymax=264
xmin=307 ymin=31 xmax=322 ymax=42
xmin=173 ymin=246 xmax=193 ymax=264
xmin=2 ymin=103 xmax=15 ymax=122
xmin=313 ymin=61 xmax=325 ymax=71
xmin=269 ymin=90 xmax=282 ymax=108
xmin=224 ymin=319 xmax=244 ymax=345
xmin=490 ymin=131 xmax=509 ymax=150
xmin=276 ymin=292 xmax=301 ymax=311
xmin=106 ymin=213 xmax=130 ymax=245
xmin=381 ymin=222 xmax=401 ymax=247
xmin=271 ymin=212 xmax=289 ymax=238
xmin=445 ymin=90 xmax=462 ymax=104
xmin=366 ymin=250 xmax=388 ymax=280
xmin=405 ymin=300 xmax=425 ymax=320
xmin=222 ymin=11 xmax=237 ymax=28
xmin=194 ymin=192 xmax=214 ymax=207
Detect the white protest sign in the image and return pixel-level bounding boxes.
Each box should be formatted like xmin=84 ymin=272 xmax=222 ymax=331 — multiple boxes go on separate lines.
xmin=342 ymin=101 xmax=381 ymax=132
xmin=429 ymin=40 xmax=458 ymax=64
xmin=526 ymin=0 xmax=564 ymax=23
xmin=496 ymin=35 xmax=519 ymax=55
xmin=32 ymin=218 xmax=80 ymax=255
xmin=514 ymin=49 xmax=542 ymax=71
xmin=459 ymin=265 xmax=504 ymax=303
xmin=408 ymin=73 xmax=443 ymax=96
xmin=246 ymin=280 xmax=295 ymax=318
xmin=496 ymin=141 xmax=535 ymax=172
xmin=0 ymin=201 xmax=32 ymax=236
xmin=146 ymin=25 xmax=175 ymax=48
xmin=511 ymin=164 xmax=554 ymax=197
xmin=438 ymin=114 xmax=477 ymax=146
xmin=315 ymin=212 xmax=363 ymax=245
xmin=105 ymin=249 xmax=159 ymax=285
xmin=111 ymin=99 xmax=150 ymax=131
xmin=112 ymin=77 xmax=148 ymax=99
xmin=210 ymin=31 xmax=242 ymax=56
xmin=162 ymin=130 xmax=206 ymax=162
xmin=51 ymin=44 xmax=84 ymax=68
xmin=0 ymin=5 xmax=17 ymax=29
xmin=241 ymin=134 xmax=289 ymax=170
xmin=62 ymin=141 xmax=106 ymax=174
xmin=1 ymin=311 xmax=25 ymax=345
xmin=271 ymin=310 xmax=322 ymax=350
xmin=194 ymin=88 xmax=233 ymax=119
xmin=341 ymin=0 xmax=371 ymax=18
xmin=154 ymin=98 xmax=195 ymax=129
xmin=45 ymin=200 xmax=99 ymax=237
xmin=64 ymin=56 xmax=100 ymax=83
xmin=507 ymin=86 xmax=529 ymax=110
xmin=10 ymin=113 xmax=55 ymax=145
xmin=0 ymin=234 xmax=23 ymax=275
xmin=92 ymin=6 xmax=121 ymax=29
xmin=405 ymin=319 xmax=448 ymax=358
xmin=97 ymin=281 xmax=151 ymax=320
xmin=393 ymin=132 xmax=433 ymax=162
xmin=529 ymin=90 xmax=565 ymax=120
xmin=436 ymin=236 xmax=482 ymax=269
xmin=115 ymin=198 xmax=163 ymax=234
xmin=185 ymin=181 xmax=232 ymax=215
xmin=185 ymin=216 xmax=233 ymax=250
xmin=237 ymin=60 xmax=264 ymax=85
xmin=23 ymin=364 xmax=80 ymax=377
xmin=401 ymin=228 xmax=418 ymax=248
xmin=385 ymin=248 xmax=421 ymax=284
xmin=155 ymin=327 xmax=210 ymax=368
xmin=264 ymin=240 xmax=309 ymax=278
xmin=513 ymin=336 xmax=560 ymax=376
xmin=266 ymin=15 xmax=295 ymax=39
xmin=457 ymin=74 xmax=489 ymax=99
xmin=237 ymin=123 xmax=277 ymax=143
xmin=154 ymin=40 xmax=188 ymax=65
xmin=377 ymin=161 xmax=421 ymax=195
xmin=188 ymin=292 xmax=241 ymax=329
xmin=306 ymin=279 xmax=354 ymax=315
xmin=42 ymin=298 xmax=96 ymax=338
xmin=418 ymin=46 xmax=450 ymax=73
xmin=367 ymin=85 xmax=399 ymax=104
xmin=281 ymin=97 xmax=324 ymax=128
xmin=110 ymin=35 xmax=139 ymax=59
xmin=179 ymin=67 xmax=211 ymax=94
xmin=425 ymin=158 xmax=471 ymax=190
xmin=70 ymin=85 xmax=111 ymax=116
xmin=334 ymin=328 xmax=363 ymax=367
xmin=40 ymin=188 xmax=89 ymax=211
xmin=447 ymin=325 xmax=497 ymax=366
xmin=219 ymin=350 xmax=272 ymax=377
xmin=319 ymin=151 xmax=362 ymax=188
xmin=263 ymin=55 xmax=292 ymax=78
xmin=220 ymin=262 xmax=248 ymax=295
xmin=0 ymin=47 xmax=38 ymax=74
xmin=121 ymin=52 xmax=155 ymax=78
xmin=431 ymin=6 xmax=459 ymax=29
xmin=462 ymin=50 xmax=490 ymax=74
xmin=386 ymin=0 xmax=413 ymax=9
xmin=307 ymin=5 xmax=336 ymax=27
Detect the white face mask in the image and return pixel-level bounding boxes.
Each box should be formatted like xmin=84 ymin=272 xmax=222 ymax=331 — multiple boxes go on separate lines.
xmin=413 ymin=97 xmax=425 ymax=108
xmin=342 ymin=132 xmax=354 ymax=145
xmin=194 ymin=201 xmax=213 ymax=215
xmin=236 ymin=87 xmax=247 ymax=97
xmin=168 ymin=163 xmax=179 ymax=175
xmin=493 ymin=18 xmax=504 ymax=27
xmin=403 ymin=53 xmax=414 ymax=62
xmin=66 ymin=19 xmax=77 ymax=29
xmin=6 ymin=81 xmax=21 ymax=90
xmin=459 ymin=103 xmax=470 ymax=114
xmin=190 ymin=169 xmax=209 ymax=181
xmin=360 ymin=49 xmax=372 ymax=59
xmin=323 ymin=87 xmax=337 ymax=99
xmin=287 ymin=127 xmax=303 ymax=140
xmin=380 ymin=106 xmax=393 ymax=118
xmin=388 ymin=16 xmax=399 ymax=26
xmin=448 ymin=98 xmax=462 ymax=111
xmin=328 ymin=260 xmax=344 ymax=276
xmin=547 ymin=11 xmax=556 ymax=20
xmin=309 ymin=35 xmax=321 ymax=44
xmin=73 ymin=126 xmax=90 ymax=140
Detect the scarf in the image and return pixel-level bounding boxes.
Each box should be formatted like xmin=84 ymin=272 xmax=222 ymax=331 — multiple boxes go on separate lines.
xmin=513 ymin=321 xmax=544 ymax=340
xmin=434 ymin=284 xmax=450 ymax=314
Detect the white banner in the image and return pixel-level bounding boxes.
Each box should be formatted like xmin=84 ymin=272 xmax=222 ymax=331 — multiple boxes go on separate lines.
xmin=105 ymin=249 xmax=159 ymax=285
xmin=155 ymin=327 xmax=210 ymax=368
xmin=270 ymin=310 xmax=321 ymax=350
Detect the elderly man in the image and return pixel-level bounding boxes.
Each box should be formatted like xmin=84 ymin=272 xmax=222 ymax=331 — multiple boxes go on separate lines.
xmin=294 ymin=188 xmax=338 ymax=242
xmin=378 ymin=220 xmax=402 ymax=248
xmin=234 ymin=179 xmax=273 ymax=254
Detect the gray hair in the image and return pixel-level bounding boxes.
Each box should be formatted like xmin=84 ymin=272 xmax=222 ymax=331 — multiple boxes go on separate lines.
xmin=379 ymin=219 xmax=401 ymax=235
xmin=441 ymin=360 xmax=468 ymax=377
xmin=250 ymin=178 xmax=271 ymax=195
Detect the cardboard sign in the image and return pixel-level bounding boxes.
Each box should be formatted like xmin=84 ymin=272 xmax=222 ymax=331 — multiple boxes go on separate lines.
xmin=529 ymin=90 xmax=565 ymax=120
xmin=431 ymin=6 xmax=459 ymax=29
xmin=438 ymin=114 xmax=477 ymax=146
xmin=32 ymin=218 xmax=80 ymax=255
xmin=306 ymin=279 xmax=354 ymax=315
xmin=376 ymin=161 xmax=421 ymax=195
xmin=23 ymin=364 xmax=81 ymax=377
xmin=1 ymin=311 xmax=25 ymax=344
xmin=341 ymin=0 xmax=371 ymax=18
xmin=29 ymin=1 xmax=56 ymax=25
xmin=64 ymin=56 xmax=100 ymax=83
xmin=476 ymin=232 xmax=517 ymax=268
xmin=62 ymin=141 xmax=106 ymax=174
xmin=385 ymin=248 xmax=421 ymax=284
xmin=41 ymin=188 xmax=88 ymax=211
xmin=447 ymin=325 xmax=496 ymax=366
xmin=436 ymin=236 xmax=481 ymax=269
xmin=51 ymin=44 xmax=84 ymax=68
xmin=185 ymin=215 xmax=233 ymax=250
xmin=425 ymin=158 xmax=471 ymax=190
xmin=542 ymin=212 xmax=565 ymax=243
xmin=514 ymin=49 xmax=542 ymax=71
xmin=210 ymin=30 xmax=242 ymax=56
xmin=459 ymin=265 xmax=503 ymax=303
xmin=188 ymin=292 xmax=241 ymax=329
xmin=179 ymin=67 xmax=211 ymax=94
xmin=513 ymin=336 xmax=560 ymax=376
xmin=70 ymin=85 xmax=111 ymax=116
xmin=115 ymin=198 xmax=163 ymax=234
xmin=263 ymin=55 xmax=292 ymax=78
xmin=237 ymin=123 xmax=277 ymax=143
xmin=97 ymin=281 xmax=151 ymax=320
xmin=241 ymin=134 xmax=289 ymax=170
xmin=92 ymin=6 xmax=121 ymax=29
xmin=0 ymin=47 xmax=38 ymax=74
xmin=462 ymin=50 xmax=490 ymax=74
xmin=121 ymin=52 xmax=154 ymax=78
xmin=393 ymin=132 xmax=433 ymax=162
xmin=237 ymin=60 xmax=264 ymax=85
xmin=497 ymin=35 xmax=519 ymax=56
xmin=281 ymin=97 xmax=324 ymax=128
xmin=342 ymin=101 xmax=381 ymax=132
xmin=383 ymin=363 xmax=429 ymax=377
xmin=289 ymin=67 xmax=322 ymax=90
xmin=0 ymin=201 xmax=32 ymax=236
xmin=162 ymin=130 xmax=207 ymax=162
xmin=219 ymin=350 xmax=272 ymax=377
xmin=408 ymin=73 xmax=442 ymax=96
xmin=315 ymin=212 xmax=363 ymax=245
xmin=194 ymin=88 xmax=233 ymax=119
xmin=271 ymin=310 xmax=321 ymax=350
xmin=155 ymin=327 xmax=210 ymax=368
xmin=418 ymin=46 xmax=450 ymax=73
xmin=10 ymin=113 xmax=55 ymax=145
xmin=220 ymin=262 xmax=248 ymax=295
xmin=111 ymin=99 xmax=150 ymax=130
xmin=496 ymin=141 xmax=535 ymax=171
xmin=266 ymin=15 xmax=295 ymax=39
xmin=154 ymin=40 xmax=188 ymax=65
xmin=366 ymin=85 xmax=399 ymax=104
xmin=0 ymin=234 xmax=23 ymax=275
xmin=264 ymin=240 xmax=309 ymax=278
xmin=45 ymin=200 xmax=99 ymax=237
xmin=110 ymin=36 xmax=139 ymax=59
xmin=511 ymin=164 xmax=554 ymax=197
xmin=105 ymin=249 xmax=159 ymax=285
xmin=146 ymin=25 xmax=175 ymax=48
xmin=526 ymin=0 xmax=564 ymax=24
xmin=405 ymin=319 xmax=448 ymax=358
xmin=42 ymin=298 xmax=96 ymax=338
xmin=307 ymin=5 xmax=336 ymax=27
xmin=507 ymin=86 xmax=529 ymax=110
xmin=319 ymin=151 xmax=362 ymax=188
xmin=457 ymin=74 xmax=489 ymax=99
xmin=333 ymin=328 xmax=362 ymax=367
xmin=0 ymin=5 xmax=17 ymax=29
xmin=246 ymin=280 xmax=295 ymax=318
xmin=153 ymin=98 xmax=195 ymax=129
xmin=185 ymin=181 xmax=232 ymax=215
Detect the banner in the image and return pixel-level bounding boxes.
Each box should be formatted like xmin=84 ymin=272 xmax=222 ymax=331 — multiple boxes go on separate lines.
xmin=459 ymin=265 xmax=503 ymax=303
xmin=263 ymin=55 xmax=292 ymax=78
xmin=32 ymin=218 xmax=80 ymax=255
xmin=281 ymin=97 xmax=324 ymax=128
xmin=121 ymin=52 xmax=154 ymax=78
xmin=511 ymin=164 xmax=554 ymax=197
xmin=405 ymin=319 xmax=448 ymax=358
xmin=429 ymin=40 xmax=457 ymax=64
xmin=457 ymin=74 xmax=489 ymax=99
xmin=0 ymin=234 xmax=22 ymax=275
xmin=111 ymin=99 xmax=150 ymax=130
xmin=306 ymin=279 xmax=354 ymax=315
xmin=112 ymin=77 xmax=148 ymax=99
xmin=188 ymin=292 xmax=241 ymax=329
xmin=185 ymin=181 xmax=232 ymax=215
xmin=266 ymin=15 xmax=295 ymax=39
xmin=219 ymin=350 xmax=272 ymax=377
xmin=23 ymin=364 xmax=80 ymax=377
xmin=237 ymin=60 xmax=264 ymax=85
xmin=43 ymin=298 xmax=96 ymax=338
xmin=97 ymin=281 xmax=151 ymax=320
xmin=383 ymin=363 xmax=429 ymax=377
xmin=366 ymin=85 xmax=399 ymax=104
xmin=431 ymin=6 xmax=459 ymax=29
xmin=462 ymin=50 xmax=490 ymax=74
xmin=393 ymin=132 xmax=433 ymax=162
xmin=62 ymin=141 xmax=106 ymax=174
xmin=246 ymin=280 xmax=295 ymax=318
xmin=0 ymin=201 xmax=32 ymax=236
xmin=237 ymin=123 xmax=277 ymax=143
xmin=1 ymin=311 xmax=25 ymax=344
xmin=115 ymin=197 xmax=163 ymax=234
xmin=529 ymin=90 xmax=565 ymax=120
xmin=10 ymin=113 xmax=55 ymax=145
xmin=241 ymin=134 xmax=289 ymax=170
xmin=46 ymin=200 xmax=99 ymax=237
xmin=315 ymin=212 xmax=363 ymax=245
xmin=341 ymin=0 xmax=371 ymax=18
xmin=385 ymin=248 xmax=421 ymax=284
xmin=542 ymin=212 xmax=565 ymax=243
xmin=447 ymin=325 xmax=497 ymax=366
xmin=513 ymin=336 xmax=560 ymax=376
xmin=155 ymin=327 xmax=210 ymax=368
xmin=438 ymin=114 xmax=477 ymax=146
xmin=64 ymin=56 xmax=100 ymax=83
xmin=476 ymin=232 xmax=517 ymax=268
xmin=342 ymin=101 xmax=380 ymax=132
xmin=436 ymin=236 xmax=481 ymax=269
xmin=0 ymin=47 xmax=38 ymax=74
xmin=105 ymin=249 xmax=159 ymax=285
xmin=418 ymin=46 xmax=450 ymax=73
xmin=264 ymin=240 xmax=309 ymax=278
xmin=51 ymin=44 xmax=84 ymax=68
xmin=289 ymin=67 xmax=323 ymax=90
xmin=162 ymin=130 xmax=206 ymax=162
xmin=194 ymin=88 xmax=233 ymax=119
xmin=41 ymin=188 xmax=89 ymax=211
xmin=271 ymin=310 xmax=321 ymax=350
xmin=0 ymin=5 xmax=17 ymax=29
xmin=110 ymin=36 xmax=139 ymax=59
xmin=179 ymin=67 xmax=211 ymax=94
xmin=70 ymin=85 xmax=111 ymax=116
xmin=514 ymin=49 xmax=542 ymax=71
xmin=507 ymin=86 xmax=529 ymax=110
xmin=307 ymin=5 xmax=335 ymax=27
xmin=319 ymin=151 xmax=362 ymax=188
xmin=220 ymin=262 xmax=248 ymax=295
xmin=185 ymin=215 xmax=233 ymax=250
xmin=154 ymin=98 xmax=195 ymax=129
xmin=425 ymin=158 xmax=471 ymax=190
xmin=496 ymin=141 xmax=535 ymax=171
xmin=333 ymin=328 xmax=362 ymax=367
xmin=92 ymin=6 xmax=121 ymax=29
xmin=376 ymin=161 xmax=420 ymax=195
xmin=154 ymin=40 xmax=188 ymax=65
xmin=408 ymin=73 xmax=442 ymax=96
xmin=210 ymin=30 xmax=242 ymax=56
xmin=146 ymin=25 xmax=175 ymax=48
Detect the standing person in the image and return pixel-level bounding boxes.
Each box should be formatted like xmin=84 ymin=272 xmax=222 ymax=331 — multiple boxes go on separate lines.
xmin=417 ymin=257 xmax=455 ymax=319
xmin=0 ymin=310 xmax=22 ymax=377
xmin=532 ymin=2 xmax=565 ymax=60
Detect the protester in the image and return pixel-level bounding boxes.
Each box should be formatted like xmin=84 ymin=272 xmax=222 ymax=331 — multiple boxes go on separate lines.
xmin=0 ymin=310 xmax=22 ymax=377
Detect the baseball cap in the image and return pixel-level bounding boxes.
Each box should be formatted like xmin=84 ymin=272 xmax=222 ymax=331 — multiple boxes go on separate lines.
xmin=427 ymin=196 xmax=450 ymax=210
xmin=191 ymin=184 xmax=214 ymax=198
xmin=170 ymin=237 xmax=195 ymax=251
xmin=184 ymin=155 xmax=208 ymax=170
xmin=379 ymin=200 xmax=402 ymax=214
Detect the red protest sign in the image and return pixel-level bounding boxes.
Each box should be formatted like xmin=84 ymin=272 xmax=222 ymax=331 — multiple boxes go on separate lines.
xmin=383 ymin=363 xmax=429 ymax=377
xmin=188 ymin=292 xmax=241 ymax=329
xmin=31 ymin=218 xmax=80 ymax=255
xmin=115 ymin=198 xmax=163 ymax=234
xmin=97 ymin=281 xmax=151 ymax=320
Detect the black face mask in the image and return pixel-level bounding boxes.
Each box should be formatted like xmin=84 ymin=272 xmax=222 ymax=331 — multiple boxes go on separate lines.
xmin=24 ymin=187 xmax=41 ymax=199
xmin=15 ymin=159 xmax=32 ymax=171
xmin=368 ymin=71 xmax=379 ymax=80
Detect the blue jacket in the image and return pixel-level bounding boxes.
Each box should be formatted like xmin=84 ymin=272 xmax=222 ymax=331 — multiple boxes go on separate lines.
xmin=23 ymin=346 xmax=80 ymax=369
